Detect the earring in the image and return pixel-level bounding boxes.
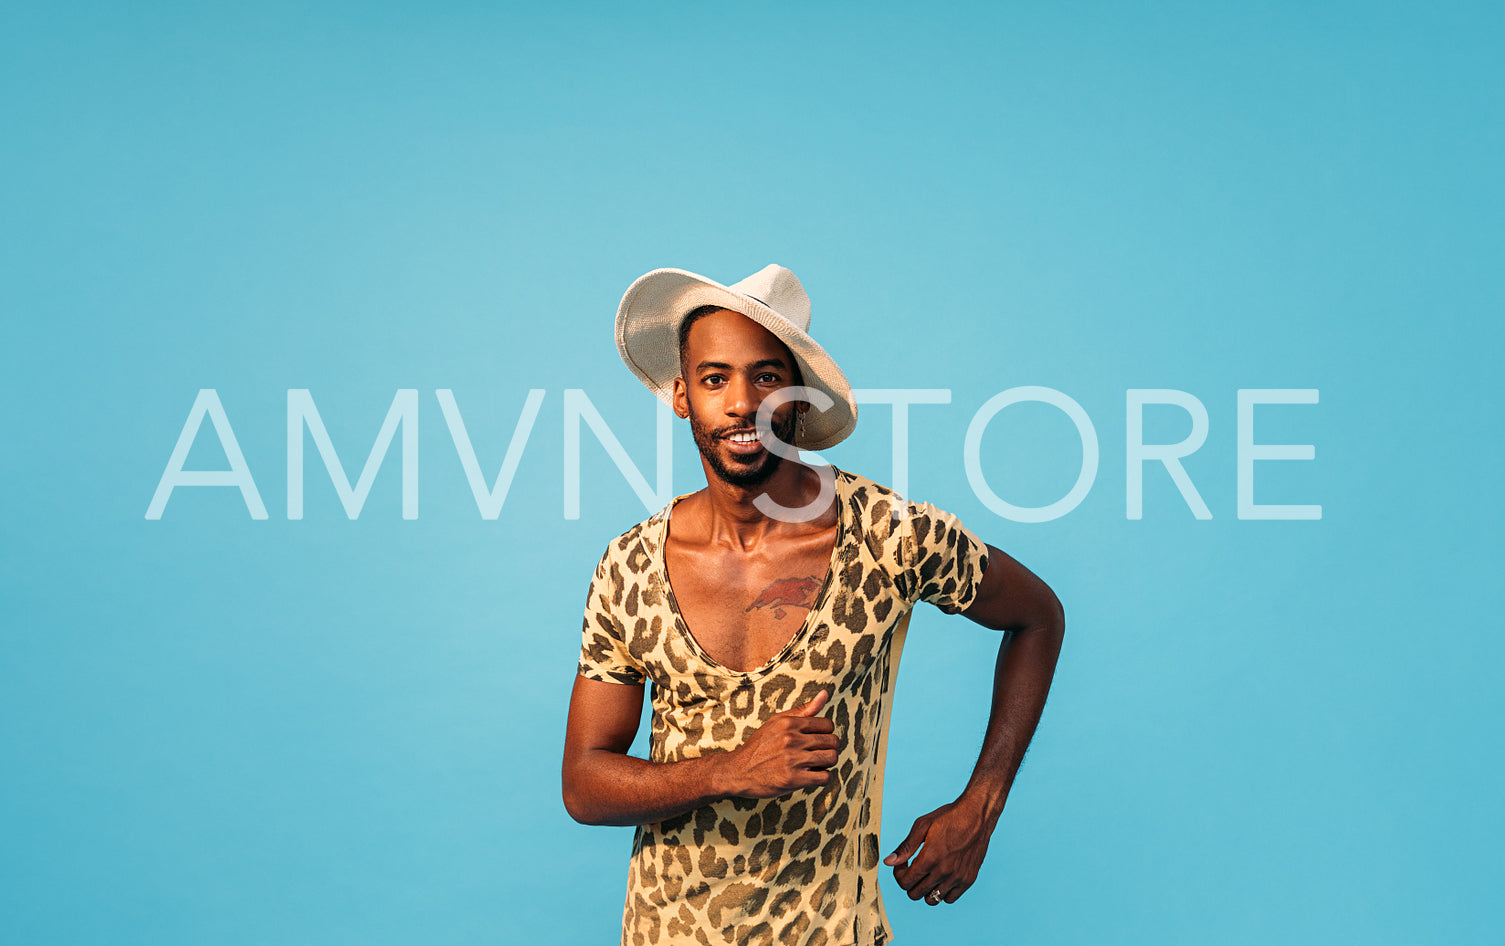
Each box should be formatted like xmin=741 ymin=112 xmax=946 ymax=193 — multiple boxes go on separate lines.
xmin=798 ymin=411 xmax=807 ymax=441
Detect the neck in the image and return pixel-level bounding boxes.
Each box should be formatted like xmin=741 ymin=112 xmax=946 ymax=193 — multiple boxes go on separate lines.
xmin=696 ymin=459 xmax=824 ymax=547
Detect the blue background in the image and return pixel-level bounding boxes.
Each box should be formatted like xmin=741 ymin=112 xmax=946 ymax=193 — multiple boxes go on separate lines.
xmin=5 ymin=2 xmax=1501 ymax=943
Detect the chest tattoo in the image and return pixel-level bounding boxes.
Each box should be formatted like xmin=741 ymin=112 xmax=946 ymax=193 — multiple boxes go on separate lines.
xmin=745 ymin=575 xmax=822 ymax=619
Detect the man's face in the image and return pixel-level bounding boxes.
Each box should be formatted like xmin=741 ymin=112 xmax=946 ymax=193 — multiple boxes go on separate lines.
xmin=674 ymin=308 xmax=801 ymax=489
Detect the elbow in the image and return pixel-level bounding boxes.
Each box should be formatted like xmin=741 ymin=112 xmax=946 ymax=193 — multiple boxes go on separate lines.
xmin=561 ymin=767 xmax=607 ymax=826
xmin=562 ymin=793 xmax=595 ymax=826
xmin=561 ymin=776 xmax=592 ymax=825
xmin=1048 ymin=591 xmax=1066 ymax=639
xmin=1015 ymin=589 xmax=1065 ymax=647
xmin=1042 ymin=591 xmax=1066 ymax=648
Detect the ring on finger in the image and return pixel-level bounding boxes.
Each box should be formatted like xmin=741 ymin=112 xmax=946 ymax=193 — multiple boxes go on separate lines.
xmin=924 ymin=887 xmax=944 ymax=906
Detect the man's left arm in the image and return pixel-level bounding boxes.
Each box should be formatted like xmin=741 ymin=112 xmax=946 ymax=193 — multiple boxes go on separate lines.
xmin=884 ymin=542 xmax=1066 ymax=905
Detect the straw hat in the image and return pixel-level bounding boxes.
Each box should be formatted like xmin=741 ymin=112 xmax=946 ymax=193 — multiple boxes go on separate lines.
xmin=614 ymin=264 xmax=857 ymax=450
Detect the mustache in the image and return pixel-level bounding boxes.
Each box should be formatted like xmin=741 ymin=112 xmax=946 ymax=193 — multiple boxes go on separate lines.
xmin=715 ymin=416 xmax=794 ymax=439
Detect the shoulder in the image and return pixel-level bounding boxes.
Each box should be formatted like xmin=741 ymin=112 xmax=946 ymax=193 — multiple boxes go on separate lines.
xmin=830 ymin=466 xmax=911 ymax=556
xmin=832 ymin=466 xmax=901 ymax=510
xmin=591 ymin=508 xmax=666 ymax=579
xmin=832 ymin=467 xmax=983 ymax=567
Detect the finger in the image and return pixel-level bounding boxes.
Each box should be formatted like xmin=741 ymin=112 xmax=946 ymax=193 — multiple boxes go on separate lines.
xmin=895 ymin=842 xmax=943 ymax=892
xmin=801 ymin=716 xmax=835 ymax=735
xmin=799 ymin=749 xmax=838 ymax=770
xmin=901 ymin=853 xmax=951 ymax=900
xmin=882 ymin=817 xmax=930 ymax=867
xmin=902 ymin=864 xmax=939 ymax=899
xmin=943 ymin=881 xmax=971 ymax=904
xmin=927 ymin=881 xmax=956 ymax=907
xmin=797 ymin=768 xmax=832 ymax=788
xmin=785 ymin=689 xmax=829 ymax=718
xmin=797 ymin=733 xmax=839 ymax=751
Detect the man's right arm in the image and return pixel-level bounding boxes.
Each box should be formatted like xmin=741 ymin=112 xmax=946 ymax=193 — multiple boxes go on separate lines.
xmin=561 ymin=676 xmax=837 ymax=827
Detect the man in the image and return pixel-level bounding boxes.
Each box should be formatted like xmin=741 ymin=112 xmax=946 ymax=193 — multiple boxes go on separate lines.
xmin=562 ymin=264 xmax=1065 ymax=946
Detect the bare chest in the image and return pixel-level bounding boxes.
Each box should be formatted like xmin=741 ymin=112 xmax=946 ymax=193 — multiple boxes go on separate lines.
xmin=664 ymin=527 xmax=838 ymax=673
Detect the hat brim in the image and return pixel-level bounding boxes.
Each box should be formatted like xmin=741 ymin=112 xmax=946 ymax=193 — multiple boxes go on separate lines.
xmin=615 ymin=268 xmax=857 ymax=451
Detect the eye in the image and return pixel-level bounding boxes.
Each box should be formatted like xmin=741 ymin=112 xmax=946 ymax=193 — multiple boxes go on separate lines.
xmin=757 ymin=372 xmax=780 ymax=383
xmin=701 ymin=373 xmax=725 ymax=385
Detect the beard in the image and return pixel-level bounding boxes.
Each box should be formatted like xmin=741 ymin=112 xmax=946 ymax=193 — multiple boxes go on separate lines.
xmin=688 ymin=403 xmax=799 ymax=489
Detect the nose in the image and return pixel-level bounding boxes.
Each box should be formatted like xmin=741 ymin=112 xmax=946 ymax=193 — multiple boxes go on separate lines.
xmin=725 ymin=374 xmax=755 ymax=418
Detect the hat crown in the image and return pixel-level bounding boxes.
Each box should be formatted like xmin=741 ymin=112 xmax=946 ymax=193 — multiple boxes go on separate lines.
xmin=728 ymin=264 xmax=811 ymax=332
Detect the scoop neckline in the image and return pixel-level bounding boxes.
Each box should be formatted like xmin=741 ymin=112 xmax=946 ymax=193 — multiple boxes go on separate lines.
xmin=657 ymin=469 xmax=848 ymax=681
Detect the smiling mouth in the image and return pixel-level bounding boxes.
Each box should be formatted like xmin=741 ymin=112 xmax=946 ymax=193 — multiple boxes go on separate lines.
xmin=722 ymin=429 xmax=759 ymax=445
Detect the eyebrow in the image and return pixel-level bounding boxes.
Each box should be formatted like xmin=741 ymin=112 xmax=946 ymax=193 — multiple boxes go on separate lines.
xmin=694 ymin=358 xmax=790 ymax=373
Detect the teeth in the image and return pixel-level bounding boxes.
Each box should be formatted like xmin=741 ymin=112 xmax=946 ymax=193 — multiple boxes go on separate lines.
xmin=727 ymin=432 xmax=758 ymax=443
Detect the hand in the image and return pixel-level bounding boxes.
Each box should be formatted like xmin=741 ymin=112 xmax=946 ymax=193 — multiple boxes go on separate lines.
xmin=883 ymin=796 xmax=998 ymax=905
xmin=722 ymin=689 xmax=839 ymax=799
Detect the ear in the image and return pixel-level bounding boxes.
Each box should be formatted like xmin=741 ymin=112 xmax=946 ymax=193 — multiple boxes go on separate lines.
xmin=671 ymin=377 xmax=690 ymax=419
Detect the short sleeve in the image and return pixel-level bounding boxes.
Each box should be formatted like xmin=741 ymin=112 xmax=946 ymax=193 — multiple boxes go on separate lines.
xmin=576 ymin=547 xmax=647 ymax=685
xmin=896 ymin=500 xmax=991 ymax=614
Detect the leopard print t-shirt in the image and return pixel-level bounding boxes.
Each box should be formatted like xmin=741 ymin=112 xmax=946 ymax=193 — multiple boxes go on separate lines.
xmin=578 ymin=467 xmax=990 ymax=946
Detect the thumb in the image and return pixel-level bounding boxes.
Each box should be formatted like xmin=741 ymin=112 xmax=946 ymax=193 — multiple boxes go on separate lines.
xmin=786 ymin=689 xmax=830 ymax=718
xmin=883 ymin=817 xmax=930 ymax=867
